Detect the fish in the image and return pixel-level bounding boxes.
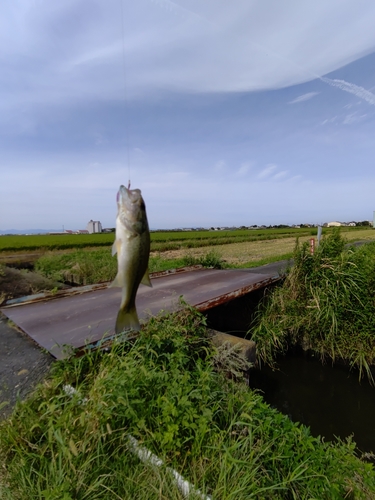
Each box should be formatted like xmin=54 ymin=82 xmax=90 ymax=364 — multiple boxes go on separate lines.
xmin=110 ymin=185 xmax=152 ymax=333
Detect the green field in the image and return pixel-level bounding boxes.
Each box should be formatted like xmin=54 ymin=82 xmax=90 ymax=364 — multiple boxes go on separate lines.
xmin=1 ymin=227 xmax=374 ymax=298
xmin=0 ymin=233 xmax=114 ymax=252
xmin=0 ymin=226 xmax=369 ymax=253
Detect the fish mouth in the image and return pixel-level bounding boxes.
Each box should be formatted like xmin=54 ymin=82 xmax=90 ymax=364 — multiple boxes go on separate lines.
xmin=118 ymin=185 xmax=142 ymax=206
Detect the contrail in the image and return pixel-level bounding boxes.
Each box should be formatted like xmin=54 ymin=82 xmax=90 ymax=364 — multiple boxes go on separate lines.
xmin=320 ymin=77 xmax=375 ymax=106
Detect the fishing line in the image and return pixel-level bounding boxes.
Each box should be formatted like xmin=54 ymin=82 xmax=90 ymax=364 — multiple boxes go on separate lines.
xmin=120 ymin=0 xmax=131 ymax=188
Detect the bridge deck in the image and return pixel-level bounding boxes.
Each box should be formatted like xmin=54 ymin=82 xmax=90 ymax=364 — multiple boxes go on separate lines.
xmin=1 ymin=268 xmax=280 ymax=359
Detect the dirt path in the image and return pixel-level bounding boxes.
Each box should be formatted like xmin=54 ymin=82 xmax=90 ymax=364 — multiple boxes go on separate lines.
xmin=152 ymin=230 xmax=375 ymax=266
xmin=151 ymin=236 xmax=311 ymax=265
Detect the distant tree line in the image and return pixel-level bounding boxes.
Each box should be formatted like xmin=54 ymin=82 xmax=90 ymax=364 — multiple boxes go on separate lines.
xmin=357 ymin=220 xmax=371 ymax=226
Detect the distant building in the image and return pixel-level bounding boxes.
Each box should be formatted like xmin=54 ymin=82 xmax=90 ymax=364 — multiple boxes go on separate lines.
xmin=327 ymin=221 xmax=342 ymax=227
xmin=87 ymin=220 xmax=102 ymax=234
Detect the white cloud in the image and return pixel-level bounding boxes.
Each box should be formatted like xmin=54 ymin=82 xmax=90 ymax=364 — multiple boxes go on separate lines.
xmin=1 ymin=0 xmax=375 ymax=107
xmin=258 ymin=164 xmax=278 ymax=179
xmin=288 ymin=175 xmax=303 ymax=182
xmin=94 ymin=133 xmax=108 ymax=145
xmin=1 ymin=150 xmax=374 ymax=230
xmin=321 ymin=116 xmax=337 ymax=125
xmin=273 ymin=170 xmax=288 ymax=180
xmin=149 ymin=0 xmax=205 ymax=23
xmin=235 ymin=162 xmax=253 ymax=176
xmin=289 ymin=92 xmax=319 ymax=104
xmin=343 ymin=112 xmax=367 ymax=125
xmin=214 ymin=160 xmax=226 ymax=171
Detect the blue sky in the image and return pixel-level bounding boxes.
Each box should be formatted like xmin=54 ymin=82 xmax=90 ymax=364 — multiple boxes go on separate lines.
xmin=1 ymin=0 xmax=375 ymax=230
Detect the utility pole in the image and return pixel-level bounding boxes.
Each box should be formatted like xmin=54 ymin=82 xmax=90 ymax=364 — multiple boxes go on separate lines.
xmin=317 ymin=225 xmax=322 ymax=245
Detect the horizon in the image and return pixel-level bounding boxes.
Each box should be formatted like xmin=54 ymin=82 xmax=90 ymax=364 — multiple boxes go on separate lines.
xmin=1 ymin=218 xmax=374 ymax=235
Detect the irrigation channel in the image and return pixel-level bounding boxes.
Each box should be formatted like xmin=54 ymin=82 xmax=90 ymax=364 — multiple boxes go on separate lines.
xmin=248 ymin=350 xmax=375 ymax=458
xmin=206 ymin=288 xmax=375 ymax=458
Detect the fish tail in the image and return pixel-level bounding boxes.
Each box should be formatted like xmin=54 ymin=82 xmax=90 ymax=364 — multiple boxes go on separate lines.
xmin=115 ymin=306 xmax=140 ymax=334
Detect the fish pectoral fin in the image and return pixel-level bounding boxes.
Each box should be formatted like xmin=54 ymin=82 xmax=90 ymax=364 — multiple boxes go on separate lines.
xmin=111 ymin=242 xmax=117 ymax=256
xmin=111 ymin=238 xmax=122 ymax=257
xmin=109 ymin=273 xmax=123 ymax=288
xmin=141 ymin=268 xmax=152 ymax=287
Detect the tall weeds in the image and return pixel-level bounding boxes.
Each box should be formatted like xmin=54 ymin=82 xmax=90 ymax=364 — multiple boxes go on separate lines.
xmin=251 ymin=230 xmax=375 ymax=380
xmin=1 ymin=305 xmax=375 ymax=498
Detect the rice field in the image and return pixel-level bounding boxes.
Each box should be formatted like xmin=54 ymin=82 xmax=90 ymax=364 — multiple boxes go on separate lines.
xmin=0 ymin=226 xmax=372 ymax=253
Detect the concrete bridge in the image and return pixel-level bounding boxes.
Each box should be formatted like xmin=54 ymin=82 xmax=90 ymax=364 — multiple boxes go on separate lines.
xmin=1 ymin=263 xmax=285 ymax=359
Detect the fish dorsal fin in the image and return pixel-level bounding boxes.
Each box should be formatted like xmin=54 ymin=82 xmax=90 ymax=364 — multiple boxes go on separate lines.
xmin=141 ymin=268 xmax=152 ymax=287
xmin=112 ymin=238 xmax=122 ymax=256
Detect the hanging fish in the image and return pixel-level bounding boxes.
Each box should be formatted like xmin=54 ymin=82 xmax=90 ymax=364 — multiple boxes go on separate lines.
xmin=110 ymin=185 xmax=152 ymax=333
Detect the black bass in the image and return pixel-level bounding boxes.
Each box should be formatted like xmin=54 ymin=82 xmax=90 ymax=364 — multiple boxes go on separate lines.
xmin=110 ymin=185 xmax=152 ymax=333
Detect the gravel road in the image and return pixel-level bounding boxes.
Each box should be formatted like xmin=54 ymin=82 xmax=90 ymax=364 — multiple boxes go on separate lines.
xmin=0 ymin=312 xmax=53 ymax=420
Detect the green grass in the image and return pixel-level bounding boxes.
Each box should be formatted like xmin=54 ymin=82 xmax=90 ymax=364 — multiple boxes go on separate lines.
xmin=251 ymin=230 xmax=375 ymax=381
xmin=34 ymin=249 xmax=118 ymax=285
xmin=33 ymin=246 xmax=286 ymax=287
xmin=1 ymin=305 xmax=374 ymax=499
xmin=34 ymin=249 xmax=226 ymax=285
xmin=234 ymin=252 xmax=293 ymax=270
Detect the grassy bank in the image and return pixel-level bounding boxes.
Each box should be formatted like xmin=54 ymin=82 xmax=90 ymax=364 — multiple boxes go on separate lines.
xmin=251 ymin=230 xmax=375 ymax=381
xmin=1 ymin=306 xmax=374 ymax=499
xmin=34 ymin=249 xmax=225 ymax=286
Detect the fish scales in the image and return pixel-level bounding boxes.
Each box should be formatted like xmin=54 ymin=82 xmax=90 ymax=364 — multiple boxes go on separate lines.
xmin=110 ymin=185 xmax=152 ymax=333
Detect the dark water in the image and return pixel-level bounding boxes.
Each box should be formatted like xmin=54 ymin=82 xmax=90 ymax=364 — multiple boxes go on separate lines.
xmin=249 ymin=352 xmax=375 ymax=455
